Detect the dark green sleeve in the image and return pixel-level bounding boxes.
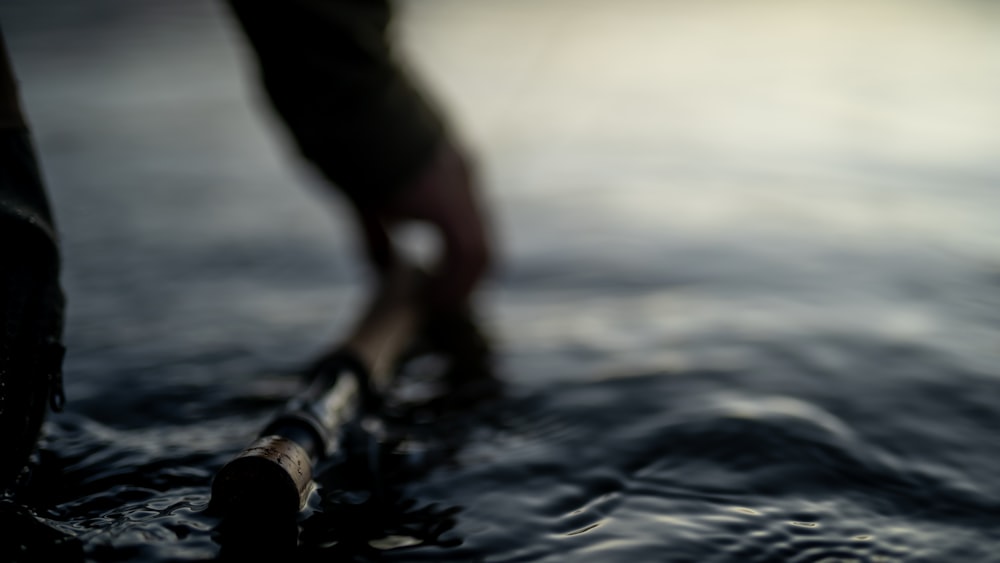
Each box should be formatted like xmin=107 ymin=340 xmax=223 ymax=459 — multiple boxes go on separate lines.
xmin=225 ymin=0 xmax=448 ymax=206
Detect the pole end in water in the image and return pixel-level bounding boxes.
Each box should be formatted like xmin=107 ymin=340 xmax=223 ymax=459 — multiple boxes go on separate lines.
xmin=210 ymin=435 xmax=313 ymax=518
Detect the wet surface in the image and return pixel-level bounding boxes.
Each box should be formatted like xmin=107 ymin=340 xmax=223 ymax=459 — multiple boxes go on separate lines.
xmin=2 ymin=0 xmax=1000 ymax=561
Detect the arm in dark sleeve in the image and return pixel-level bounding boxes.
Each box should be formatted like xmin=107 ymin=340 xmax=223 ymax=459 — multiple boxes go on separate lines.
xmin=225 ymin=0 xmax=448 ymax=207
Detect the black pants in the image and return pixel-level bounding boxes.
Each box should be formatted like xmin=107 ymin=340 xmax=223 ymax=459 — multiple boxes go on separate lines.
xmin=0 ymin=28 xmax=66 ymax=491
xmin=225 ymin=0 xmax=446 ymax=206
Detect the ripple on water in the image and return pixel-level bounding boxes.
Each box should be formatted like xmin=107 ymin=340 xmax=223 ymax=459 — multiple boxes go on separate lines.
xmin=9 ymin=358 xmax=1000 ymax=562
xmin=381 ymin=371 xmax=1000 ymax=562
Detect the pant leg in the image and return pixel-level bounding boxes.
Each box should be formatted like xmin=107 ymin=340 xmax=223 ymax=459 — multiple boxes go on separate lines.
xmin=224 ymin=0 xmax=448 ymax=207
xmin=0 ymin=27 xmax=67 ymax=491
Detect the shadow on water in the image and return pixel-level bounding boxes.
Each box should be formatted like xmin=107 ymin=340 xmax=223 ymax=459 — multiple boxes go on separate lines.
xmin=0 ymin=500 xmax=84 ymax=562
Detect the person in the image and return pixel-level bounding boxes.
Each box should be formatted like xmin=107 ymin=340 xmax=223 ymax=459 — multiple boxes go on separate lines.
xmin=224 ymin=0 xmax=496 ymax=383
xmin=226 ymin=0 xmax=492 ymax=317
xmin=0 ymin=0 xmax=495 ymax=491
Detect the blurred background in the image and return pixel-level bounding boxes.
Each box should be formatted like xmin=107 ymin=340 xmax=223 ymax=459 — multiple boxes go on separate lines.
xmin=2 ymin=0 xmax=1000 ymax=560
xmin=5 ymin=0 xmax=997 ymax=379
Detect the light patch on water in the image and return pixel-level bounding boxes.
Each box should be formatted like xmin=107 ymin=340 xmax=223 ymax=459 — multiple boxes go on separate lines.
xmin=369 ymin=534 xmax=423 ymax=550
xmin=707 ymin=395 xmax=856 ymax=442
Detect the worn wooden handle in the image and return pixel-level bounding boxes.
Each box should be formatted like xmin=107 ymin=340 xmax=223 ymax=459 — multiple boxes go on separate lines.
xmin=341 ymin=259 xmax=425 ymax=393
xmin=210 ymin=258 xmax=425 ymax=518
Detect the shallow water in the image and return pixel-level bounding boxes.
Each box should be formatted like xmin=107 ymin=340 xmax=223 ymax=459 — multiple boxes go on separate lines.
xmin=3 ymin=0 xmax=1000 ymax=561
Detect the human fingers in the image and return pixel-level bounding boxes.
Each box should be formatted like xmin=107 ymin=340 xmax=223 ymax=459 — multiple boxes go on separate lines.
xmin=353 ymin=202 xmax=396 ymax=276
xmin=381 ymin=143 xmax=492 ymax=313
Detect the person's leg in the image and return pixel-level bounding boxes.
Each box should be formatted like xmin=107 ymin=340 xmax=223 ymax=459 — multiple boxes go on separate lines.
xmin=225 ymin=1 xmax=497 ymax=388
xmin=224 ymin=0 xmax=447 ymax=207
xmin=0 ymin=28 xmax=67 ymax=491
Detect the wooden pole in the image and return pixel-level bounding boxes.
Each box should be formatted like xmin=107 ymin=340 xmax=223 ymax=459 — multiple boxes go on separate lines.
xmin=209 ymin=259 xmax=424 ymax=518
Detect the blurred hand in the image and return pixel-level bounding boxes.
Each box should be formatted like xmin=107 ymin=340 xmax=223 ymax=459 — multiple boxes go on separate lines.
xmin=352 ymin=140 xmax=493 ymax=316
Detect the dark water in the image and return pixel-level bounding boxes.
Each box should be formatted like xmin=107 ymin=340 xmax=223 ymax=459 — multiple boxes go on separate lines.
xmin=3 ymin=0 xmax=1000 ymax=561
